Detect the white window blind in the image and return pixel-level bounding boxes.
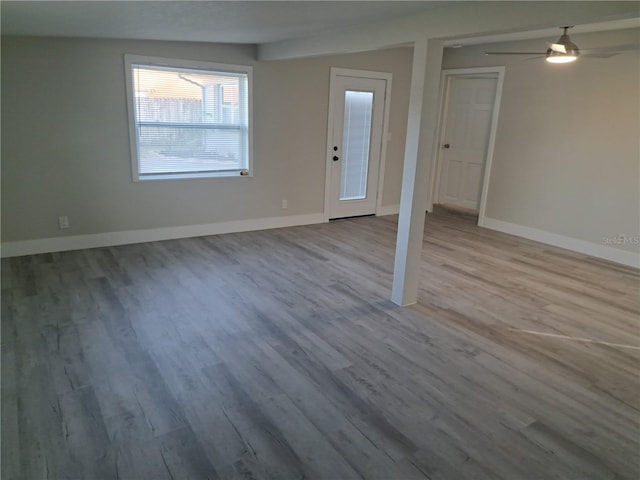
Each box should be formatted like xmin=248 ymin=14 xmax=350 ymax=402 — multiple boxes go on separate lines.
xmin=125 ymin=56 xmax=251 ymax=181
xmin=340 ymin=90 xmax=373 ymax=200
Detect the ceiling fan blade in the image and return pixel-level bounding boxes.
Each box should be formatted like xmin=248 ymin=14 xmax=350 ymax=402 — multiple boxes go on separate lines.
xmin=550 ymin=43 xmax=567 ymax=53
xmin=580 ymin=43 xmax=640 ymax=54
xmin=581 ymin=52 xmax=619 ymax=59
xmin=484 ymin=52 xmax=547 ymax=56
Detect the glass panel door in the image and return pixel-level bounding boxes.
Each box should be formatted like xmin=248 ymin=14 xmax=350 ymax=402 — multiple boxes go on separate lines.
xmin=327 ymin=73 xmax=387 ymax=220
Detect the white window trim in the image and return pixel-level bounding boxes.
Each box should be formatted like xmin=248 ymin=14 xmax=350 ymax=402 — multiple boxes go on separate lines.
xmin=124 ymin=54 xmax=253 ymax=181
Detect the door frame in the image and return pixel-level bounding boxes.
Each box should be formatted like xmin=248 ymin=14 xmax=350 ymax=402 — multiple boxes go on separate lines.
xmin=324 ymin=67 xmax=392 ymax=222
xmin=429 ymin=66 xmax=505 ymax=226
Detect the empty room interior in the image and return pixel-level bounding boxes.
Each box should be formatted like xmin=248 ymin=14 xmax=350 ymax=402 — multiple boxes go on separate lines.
xmin=2 ymin=1 xmax=639 ymax=479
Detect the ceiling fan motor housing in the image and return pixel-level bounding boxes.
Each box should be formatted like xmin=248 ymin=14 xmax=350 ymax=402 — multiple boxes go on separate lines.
xmin=558 ymin=33 xmax=579 ymax=55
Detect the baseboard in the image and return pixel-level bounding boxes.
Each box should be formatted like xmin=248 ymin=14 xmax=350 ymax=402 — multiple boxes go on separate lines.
xmin=1 ymin=213 xmax=325 ymax=258
xmin=377 ymin=204 xmax=400 ymax=216
xmin=481 ymin=218 xmax=640 ymax=268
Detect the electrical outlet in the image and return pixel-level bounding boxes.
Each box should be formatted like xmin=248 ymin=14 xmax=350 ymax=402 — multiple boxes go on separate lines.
xmin=281 ymin=199 xmax=288 ymax=209
xmin=58 ymin=216 xmax=69 ymax=229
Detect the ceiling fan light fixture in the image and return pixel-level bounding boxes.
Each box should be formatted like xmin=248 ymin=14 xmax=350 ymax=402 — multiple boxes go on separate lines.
xmin=546 ymin=26 xmax=579 ymax=64
xmin=545 ymin=49 xmax=578 ymax=63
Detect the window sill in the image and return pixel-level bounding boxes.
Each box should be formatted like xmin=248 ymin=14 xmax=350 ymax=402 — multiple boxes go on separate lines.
xmin=135 ymin=170 xmax=252 ymax=181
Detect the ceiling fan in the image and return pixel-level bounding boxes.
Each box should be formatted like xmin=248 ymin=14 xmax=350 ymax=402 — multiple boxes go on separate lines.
xmin=484 ymin=26 xmax=635 ymax=64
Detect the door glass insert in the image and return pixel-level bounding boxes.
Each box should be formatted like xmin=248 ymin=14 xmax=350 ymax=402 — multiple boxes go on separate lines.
xmin=340 ymin=90 xmax=374 ymax=200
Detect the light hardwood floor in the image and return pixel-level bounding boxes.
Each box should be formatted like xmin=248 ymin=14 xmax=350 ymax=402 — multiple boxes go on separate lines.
xmin=2 ymin=212 xmax=639 ymax=480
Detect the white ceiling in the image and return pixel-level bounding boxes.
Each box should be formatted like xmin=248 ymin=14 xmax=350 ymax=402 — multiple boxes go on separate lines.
xmin=1 ymin=1 xmax=452 ymax=44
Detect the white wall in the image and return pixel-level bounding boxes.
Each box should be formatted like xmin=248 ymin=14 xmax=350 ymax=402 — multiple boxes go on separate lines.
xmin=442 ymin=28 xmax=640 ymax=262
xmin=1 ymin=36 xmax=412 ymax=252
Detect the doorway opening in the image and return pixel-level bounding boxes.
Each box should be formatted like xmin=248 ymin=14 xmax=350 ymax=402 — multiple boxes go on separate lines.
xmin=430 ymin=67 xmax=504 ymax=226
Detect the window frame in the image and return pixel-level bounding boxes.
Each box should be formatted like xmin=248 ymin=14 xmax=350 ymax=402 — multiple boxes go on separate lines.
xmin=124 ymin=54 xmax=253 ymax=181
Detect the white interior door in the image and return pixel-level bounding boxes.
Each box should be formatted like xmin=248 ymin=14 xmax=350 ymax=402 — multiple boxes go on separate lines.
xmin=327 ymin=74 xmax=386 ymax=219
xmin=438 ymin=75 xmax=498 ymax=211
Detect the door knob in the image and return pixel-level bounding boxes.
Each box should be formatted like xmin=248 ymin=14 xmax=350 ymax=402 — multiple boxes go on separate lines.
xmin=443 ymin=143 xmax=450 ymax=149
xmin=333 ymin=156 xmax=339 ymax=161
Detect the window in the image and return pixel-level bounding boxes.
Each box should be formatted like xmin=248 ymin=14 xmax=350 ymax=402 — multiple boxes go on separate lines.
xmin=124 ymin=55 xmax=252 ymax=181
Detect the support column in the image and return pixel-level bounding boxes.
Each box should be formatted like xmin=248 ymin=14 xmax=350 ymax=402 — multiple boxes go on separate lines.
xmin=391 ymin=37 xmax=444 ymax=306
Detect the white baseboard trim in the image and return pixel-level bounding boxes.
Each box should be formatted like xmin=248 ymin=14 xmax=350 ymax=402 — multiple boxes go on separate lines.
xmin=377 ymin=204 xmax=400 ymax=216
xmin=1 ymin=213 xmax=325 ymax=258
xmin=481 ymin=217 xmax=640 ymax=268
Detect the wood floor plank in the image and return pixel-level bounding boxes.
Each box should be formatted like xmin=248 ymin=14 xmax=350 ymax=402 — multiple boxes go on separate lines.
xmin=56 ymin=386 xmax=116 ymax=479
xmin=1 ymin=343 xmax=20 ymax=480
xmin=202 ymin=362 xmax=310 ymax=480
xmin=156 ymin=426 xmax=221 ymax=480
